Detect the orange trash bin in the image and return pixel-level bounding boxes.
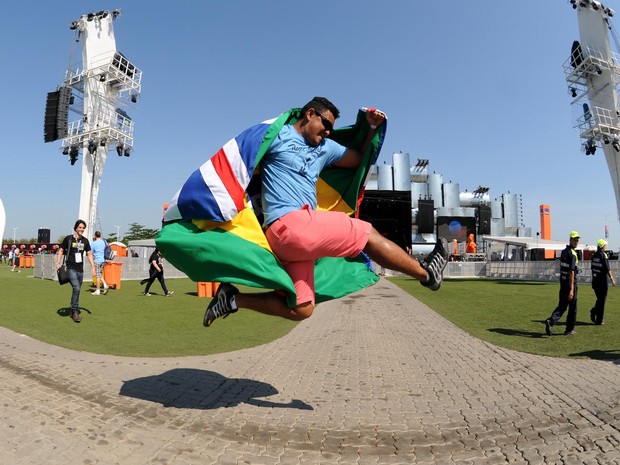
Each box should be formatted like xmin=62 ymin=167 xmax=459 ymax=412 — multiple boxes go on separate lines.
xmin=197 ymin=282 xmax=220 ymax=297
xmin=103 ymin=261 xmax=123 ymax=290
xmin=197 ymin=282 xmax=210 ymax=297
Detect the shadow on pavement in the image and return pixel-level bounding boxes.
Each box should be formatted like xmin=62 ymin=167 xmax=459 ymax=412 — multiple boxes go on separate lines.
xmin=119 ymin=368 xmax=313 ymax=410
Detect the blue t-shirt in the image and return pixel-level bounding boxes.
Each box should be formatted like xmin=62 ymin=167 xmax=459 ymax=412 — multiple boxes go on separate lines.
xmin=260 ymin=125 xmax=346 ymax=226
xmin=91 ymin=239 xmax=106 ymax=264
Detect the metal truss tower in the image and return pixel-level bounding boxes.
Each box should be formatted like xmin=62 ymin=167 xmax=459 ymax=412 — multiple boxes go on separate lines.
xmin=564 ymin=0 xmax=620 ymax=221
xmin=46 ymin=10 xmax=142 ymax=240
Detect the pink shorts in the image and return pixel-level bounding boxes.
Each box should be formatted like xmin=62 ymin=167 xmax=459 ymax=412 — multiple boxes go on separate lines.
xmin=265 ymin=205 xmax=372 ymax=306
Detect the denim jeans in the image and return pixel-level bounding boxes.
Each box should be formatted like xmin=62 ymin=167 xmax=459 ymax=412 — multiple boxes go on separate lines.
xmin=68 ymin=268 xmax=84 ymax=312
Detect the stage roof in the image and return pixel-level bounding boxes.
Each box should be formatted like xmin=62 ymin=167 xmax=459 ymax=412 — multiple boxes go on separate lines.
xmin=481 ymin=235 xmax=585 ymax=251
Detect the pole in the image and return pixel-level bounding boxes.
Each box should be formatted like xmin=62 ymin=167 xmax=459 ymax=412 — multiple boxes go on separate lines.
xmin=13 ymin=227 xmax=18 ymax=243
xmin=115 ymin=225 xmax=121 ymax=242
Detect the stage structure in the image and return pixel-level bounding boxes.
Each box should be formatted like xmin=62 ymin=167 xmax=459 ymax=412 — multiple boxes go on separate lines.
xmin=367 ymin=152 xmax=529 ymax=256
xmin=44 ymin=10 xmax=142 ymax=239
xmin=564 ymin=1 xmax=620 ymax=224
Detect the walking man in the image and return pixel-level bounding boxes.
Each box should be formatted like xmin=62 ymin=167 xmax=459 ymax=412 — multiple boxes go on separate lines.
xmin=90 ymin=231 xmax=109 ymax=295
xmin=56 ymin=220 xmax=96 ymax=323
xmin=590 ymin=238 xmax=615 ymax=325
xmin=545 ymin=230 xmax=580 ymax=336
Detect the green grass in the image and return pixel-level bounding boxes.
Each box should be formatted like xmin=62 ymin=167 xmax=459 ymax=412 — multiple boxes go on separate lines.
xmin=2 ymin=267 xmax=618 ymax=360
xmin=389 ymin=277 xmax=620 ymax=361
xmin=0 ymin=268 xmax=296 ymax=357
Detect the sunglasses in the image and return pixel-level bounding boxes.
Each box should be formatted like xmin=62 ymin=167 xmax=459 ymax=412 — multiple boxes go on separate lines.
xmin=313 ymin=109 xmax=334 ymax=132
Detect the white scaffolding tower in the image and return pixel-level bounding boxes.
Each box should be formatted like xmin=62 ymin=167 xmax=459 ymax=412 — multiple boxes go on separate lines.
xmin=564 ymin=0 xmax=620 ymax=223
xmin=55 ymin=10 xmax=142 ymax=240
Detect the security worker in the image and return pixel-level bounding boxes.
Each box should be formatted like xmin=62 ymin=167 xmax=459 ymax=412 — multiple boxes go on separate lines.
xmin=590 ymin=239 xmax=615 ymax=325
xmin=545 ymin=231 xmax=580 ymax=336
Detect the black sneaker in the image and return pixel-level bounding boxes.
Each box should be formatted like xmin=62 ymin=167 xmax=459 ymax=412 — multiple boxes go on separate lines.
xmin=420 ymin=238 xmax=449 ymax=291
xmin=545 ymin=319 xmax=552 ymax=336
xmin=590 ymin=309 xmax=596 ymax=323
xmin=203 ymin=283 xmax=239 ymax=327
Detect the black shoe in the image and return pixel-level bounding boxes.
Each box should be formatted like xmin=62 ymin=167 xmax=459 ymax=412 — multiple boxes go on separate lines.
xmin=203 ymin=283 xmax=239 ymax=327
xmin=564 ymin=330 xmax=576 ymax=336
xmin=70 ymin=310 xmax=81 ymax=323
xmin=420 ymin=238 xmax=449 ymax=291
xmin=545 ymin=319 xmax=552 ymax=336
xmin=140 ymin=279 xmax=148 ymax=286
xmin=590 ymin=309 xmax=596 ymax=323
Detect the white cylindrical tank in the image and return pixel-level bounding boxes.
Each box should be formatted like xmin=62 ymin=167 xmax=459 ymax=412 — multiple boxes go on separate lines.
xmin=491 ymin=218 xmax=505 ymax=236
xmin=411 ymin=182 xmax=428 ymax=208
xmin=503 ymin=193 xmax=518 ymax=228
xmin=491 ymin=200 xmax=503 ymax=219
xmin=377 ymin=164 xmax=393 ymax=190
xmin=392 ymin=152 xmax=411 ymax=191
xmin=410 ymin=164 xmax=428 ymax=183
xmin=427 ymin=173 xmax=443 ymax=207
xmin=443 ymin=182 xmax=460 ymax=209
xmin=459 ymin=192 xmax=491 ymax=207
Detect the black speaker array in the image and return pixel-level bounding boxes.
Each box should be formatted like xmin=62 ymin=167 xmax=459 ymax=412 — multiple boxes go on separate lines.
xmin=478 ymin=205 xmax=491 ymax=235
xmin=359 ymin=190 xmax=412 ymax=251
xmin=418 ymin=199 xmax=435 ymax=234
xmin=38 ymin=228 xmax=51 ymax=244
xmin=44 ymin=86 xmax=72 ymax=142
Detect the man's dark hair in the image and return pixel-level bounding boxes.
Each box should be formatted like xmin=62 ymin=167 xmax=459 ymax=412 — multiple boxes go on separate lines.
xmin=301 ymin=96 xmax=340 ymax=119
xmin=94 ymin=231 xmax=102 ymax=238
xmin=74 ymin=219 xmax=86 ymax=231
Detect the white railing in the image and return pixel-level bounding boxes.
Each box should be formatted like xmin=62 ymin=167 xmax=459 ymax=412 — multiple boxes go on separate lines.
xmin=64 ymin=51 xmax=142 ymax=97
xmin=62 ymin=111 xmax=135 ymax=149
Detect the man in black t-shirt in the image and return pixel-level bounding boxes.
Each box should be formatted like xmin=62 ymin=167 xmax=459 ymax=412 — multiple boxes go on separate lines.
xmin=56 ymin=219 xmax=96 ymax=323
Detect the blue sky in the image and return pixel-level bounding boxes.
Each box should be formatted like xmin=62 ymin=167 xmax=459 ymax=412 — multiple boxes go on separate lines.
xmin=1 ymin=1 xmax=618 ymax=248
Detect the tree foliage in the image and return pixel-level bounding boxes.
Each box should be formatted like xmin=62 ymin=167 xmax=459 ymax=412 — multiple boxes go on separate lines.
xmin=108 ymin=223 xmax=159 ymax=244
xmin=3 ymin=223 xmax=159 ymax=246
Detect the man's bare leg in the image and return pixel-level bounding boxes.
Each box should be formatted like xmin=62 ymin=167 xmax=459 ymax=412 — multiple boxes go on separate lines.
xmin=204 ymin=226 xmax=446 ymax=327
xmin=204 ymin=285 xmax=315 ymax=327
xmin=236 ymin=292 xmax=314 ymax=321
xmin=363 ymin=227 xmax=428 ymax=280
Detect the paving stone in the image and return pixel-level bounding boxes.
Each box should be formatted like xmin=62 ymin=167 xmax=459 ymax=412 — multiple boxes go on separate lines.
xmin=0 ymin=279 xmax=618 ymax=464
